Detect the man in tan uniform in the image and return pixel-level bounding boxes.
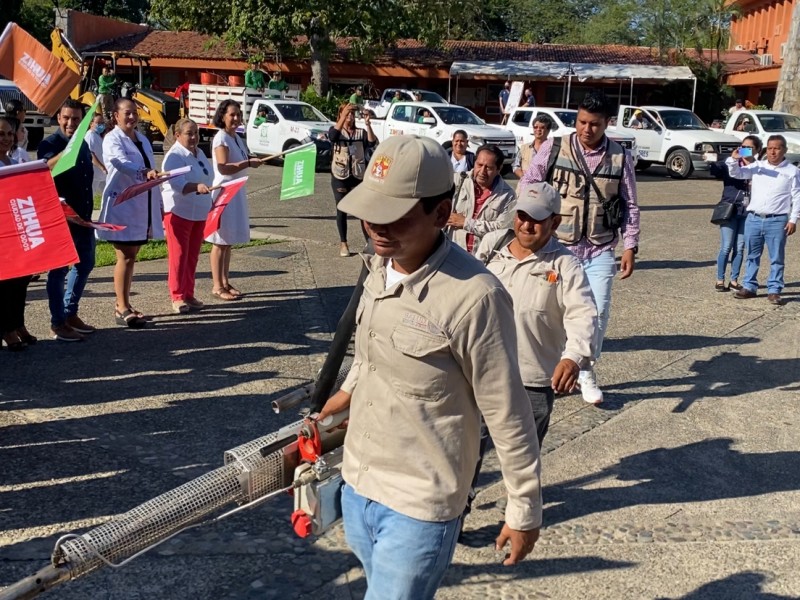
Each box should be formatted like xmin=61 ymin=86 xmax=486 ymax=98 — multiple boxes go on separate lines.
xmin=319 ymin=135 xmax=542 ymax=599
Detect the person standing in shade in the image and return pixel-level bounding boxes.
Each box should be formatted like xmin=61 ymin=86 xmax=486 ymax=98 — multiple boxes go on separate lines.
xmin=519 ymin=91 xmax=640 ymax=405
xmin=97 ymin=98 xmax=164 ymax=329
xmin=728 ymin=135 xmax=800 ymax=305
xmin=97 ymin=66 xmax=116 ymax=116
xmin=448 ymin=129 xmax=475 ymax=173
xmin=4 ymin=100 xmax=28 ymax=163
xmin=84 ymin=112 xmax=108 ymax=196
xmin=499 ymin=81 xmax=511 ymax=123
xmin=524 ymin=88 xmax=536 ymax=107
xmin=328 ymin=102 xmax=376 ymax=257
xmin=267 ymin=71 xmax=289 ymax=92
xmin=319 ymin=135 xmax=542 ymax=599
xmin=245 ymin=63 xmax=266 ymax=90
xmin=0 ymin=115 xmax=35 ymax=351
xmin=38 ymin=98 xmax=97 ymax=341
xmin=162 ymin=118 xmax=214 ymax=314
xmin=206 ymin=100 xmax=260 ymax=300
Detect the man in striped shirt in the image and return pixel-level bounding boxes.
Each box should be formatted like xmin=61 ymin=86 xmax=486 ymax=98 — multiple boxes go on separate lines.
xmin=518 ymin=92 xmax=640 ymax=404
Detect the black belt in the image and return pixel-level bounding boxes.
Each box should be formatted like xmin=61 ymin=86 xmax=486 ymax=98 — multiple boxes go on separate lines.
xmin=750 ymin=212 xmax=788 ymax=219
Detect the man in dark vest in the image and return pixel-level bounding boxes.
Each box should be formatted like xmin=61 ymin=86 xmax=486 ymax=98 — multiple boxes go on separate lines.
xmin=518 ymin=91 xmax=640 ymax=405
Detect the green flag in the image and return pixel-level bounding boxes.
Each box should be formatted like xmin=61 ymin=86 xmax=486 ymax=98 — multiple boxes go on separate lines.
xmin=280 ymin=143 xmax=317 ymax=200
xmin=51 ymin=98 xmax=100 ymax=177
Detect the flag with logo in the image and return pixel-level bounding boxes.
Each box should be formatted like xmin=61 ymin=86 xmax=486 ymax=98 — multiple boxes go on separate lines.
xmin=51 ymin=98 xmax=101 ymax=177
xmin=0 ymin=161 xmax=78 ymax=280
xmin=280 ymin=143 xmax=316 ymax=200
xmin=0 ymin=23 xmax=81 ymax=116
xmin=204 ymin=177 xmax=248 ymax=238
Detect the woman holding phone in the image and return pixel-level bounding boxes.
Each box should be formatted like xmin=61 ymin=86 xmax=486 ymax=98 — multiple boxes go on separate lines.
xmin=709 ymin=135 xmax=762 ymax=291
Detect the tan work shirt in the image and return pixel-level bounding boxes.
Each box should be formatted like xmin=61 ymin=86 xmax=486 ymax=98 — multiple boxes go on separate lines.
xmin=477 ymin=232 xmax=597 ymax=387
xmin=340 ymin=236 xmax=543 ymax=530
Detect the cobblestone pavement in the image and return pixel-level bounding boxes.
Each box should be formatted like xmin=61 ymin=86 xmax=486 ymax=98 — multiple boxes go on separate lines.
xmin=2 ymin=163 xmax=800 ymax=599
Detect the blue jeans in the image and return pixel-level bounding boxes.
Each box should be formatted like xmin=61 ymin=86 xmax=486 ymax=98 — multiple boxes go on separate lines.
xmin=342 ymin=484 xmax=460 ymax=600
xmin=742 ymin=213 xmax=788 ymax=294
xmin=717 ymin=214 xmax=746 ymax=282
xmin=581 ymin=249 xmax=617 ymax=361
xmin=47 ymin=226 xmax=96 ymax=326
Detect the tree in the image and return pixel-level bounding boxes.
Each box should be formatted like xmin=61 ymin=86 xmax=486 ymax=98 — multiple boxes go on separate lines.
xmin=774 ymin=0 xmax=800 ymax=113
xmin=150 ymin=0 xmax=458 ymax=95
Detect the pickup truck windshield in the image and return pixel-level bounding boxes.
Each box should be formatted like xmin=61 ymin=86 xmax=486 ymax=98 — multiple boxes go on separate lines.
xmin=553 ymin=111 xmax=577 ymax=128
xmin=759 ymin=114 xmax=800 ymax=132
xmin=274 ymin=103 xmax=328 ymax=122
xmin=657 ymin=110 xmax=707 ymax=130
xmin=433 ymin=106 xmax=483 ymax=125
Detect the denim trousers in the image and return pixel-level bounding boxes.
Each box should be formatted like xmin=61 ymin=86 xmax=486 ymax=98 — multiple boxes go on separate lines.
xmin=742 ymin=213 xmax=788 ymax=294
xmin=342 ymin=484 xmax=460 ymax=600
xmin=47 ymin=226 xmax=96 ymax=326
xmin=580 ymin=249 xmax=617 ymax=362
xmin=717 ymin=214 xmax=746 ymax=281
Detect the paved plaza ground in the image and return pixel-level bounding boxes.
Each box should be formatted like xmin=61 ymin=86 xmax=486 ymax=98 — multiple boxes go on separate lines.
xmin=1 ymin=160 xmax=800 ymax=599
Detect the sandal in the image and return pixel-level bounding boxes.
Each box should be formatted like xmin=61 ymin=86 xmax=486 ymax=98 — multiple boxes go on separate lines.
xmin=715 ymin=282 xmax=728 ymax=292
xmin=2 ymin=332 xmax=26 ymax=352
xmin=213 ymin=288 xmax=239 ymax=301
xmin=128 ymin=308 xmax=149 ymax=320
xmin=16 ymin=326 xmax=37 ymax=345
xmin=225 ymin=284 xmax=242 ymax=297
xmin=115 ymin=309 xmax=146 ymax=329
xmin=729 ymin=282 xmax=742 ymax=291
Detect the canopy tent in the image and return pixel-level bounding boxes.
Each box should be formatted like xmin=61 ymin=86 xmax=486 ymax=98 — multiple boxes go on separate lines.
xmin=448 ymin=60 xmax=698 ymax=111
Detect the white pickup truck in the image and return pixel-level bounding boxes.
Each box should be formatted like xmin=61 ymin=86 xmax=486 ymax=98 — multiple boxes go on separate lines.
xmin=718 ymin=109 xmax=800 ymax=165
xmin=505 ymin=107 xmax=638 ymax=164
xmin=361 ymin=101 xmax=517 ymax=165
xmin=187 ymin=84 xmax=332 ymax=168
xmin=0 ymin=78 xmax=50 ymax=148
xmin=612 ymin=105 xmax=741 ymax=178
xmin=364 ymin=89 xmax=448 ymax=119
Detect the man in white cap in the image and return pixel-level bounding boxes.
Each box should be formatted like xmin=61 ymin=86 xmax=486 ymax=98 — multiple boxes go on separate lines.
xmin=477 ymin=181 xmax=597 ymax=445
xmin=318 ymin=135 xmax=543 ymax=599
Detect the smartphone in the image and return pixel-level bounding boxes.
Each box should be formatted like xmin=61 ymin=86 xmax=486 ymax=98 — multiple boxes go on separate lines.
xmin=739 ymin=147 xmax=753 ymax=157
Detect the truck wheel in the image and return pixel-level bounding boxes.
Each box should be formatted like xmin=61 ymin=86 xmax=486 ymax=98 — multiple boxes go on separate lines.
xmin=137 ymin=121 xmax=154 ymax=143
xmin=666 ymin=149 xmax=692 ymax=179
xmin=634 ymin=160 xmax=652 ymax=172
xmin=26 ymin=127 xmax=44 ymax=149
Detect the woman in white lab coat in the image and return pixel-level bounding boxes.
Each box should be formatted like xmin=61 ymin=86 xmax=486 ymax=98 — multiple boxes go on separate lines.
xmin=97 ymin=98 xmax=164 ymax=328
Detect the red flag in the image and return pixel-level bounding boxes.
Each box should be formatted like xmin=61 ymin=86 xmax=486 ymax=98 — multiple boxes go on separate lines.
xmin=113 ymin=166 xmax=191 ymax=206
xmin=62 ymin=201 xmax=126 ymax=231
xmin=0 ymin=23 xmax=81 ymax=115
xmin=0 ymin=161 xmax=78 ymax=280
xmin=204 ymin=177 xmax=248 ymax=238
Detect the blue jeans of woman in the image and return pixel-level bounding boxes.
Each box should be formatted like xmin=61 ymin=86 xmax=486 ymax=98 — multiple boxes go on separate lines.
xmin=716 ymin=214 xmax=746 ymax=282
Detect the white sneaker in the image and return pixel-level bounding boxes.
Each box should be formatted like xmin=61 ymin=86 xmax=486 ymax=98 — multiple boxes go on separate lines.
xmin=579 ymin=369 xmax=603 ymax=405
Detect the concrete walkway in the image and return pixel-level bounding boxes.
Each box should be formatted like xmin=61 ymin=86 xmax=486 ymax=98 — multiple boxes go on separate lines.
xmin=1 ymin=167 xmax=799 ymax=599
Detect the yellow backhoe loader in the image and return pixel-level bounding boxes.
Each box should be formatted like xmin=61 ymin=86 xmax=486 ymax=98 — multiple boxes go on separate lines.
xmin=51 ymin=28 xmax=180 ymax=139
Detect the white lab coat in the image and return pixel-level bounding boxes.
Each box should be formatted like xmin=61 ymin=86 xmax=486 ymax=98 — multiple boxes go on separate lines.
xmin=97 ymin=127 xmax=164 ymax=242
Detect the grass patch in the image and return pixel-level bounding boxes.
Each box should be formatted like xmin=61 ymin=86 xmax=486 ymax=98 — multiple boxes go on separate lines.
xmin=93 ymin=193 xmax=101 ymax=210
xmin=95 ymin=238 xmax=278 ymax=268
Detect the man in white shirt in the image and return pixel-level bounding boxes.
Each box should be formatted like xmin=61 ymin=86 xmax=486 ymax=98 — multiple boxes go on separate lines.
xmin=727 ymin=135 xmax=800 ymax=305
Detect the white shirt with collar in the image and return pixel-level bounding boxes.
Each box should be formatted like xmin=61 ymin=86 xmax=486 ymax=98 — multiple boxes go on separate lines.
xmin=451 ymin=154 xmax=468 ymax=173
xmin=726 ymin=157 xmax=800 ymax=223
xmin=162 ymin=141 xmax=214 ymax=221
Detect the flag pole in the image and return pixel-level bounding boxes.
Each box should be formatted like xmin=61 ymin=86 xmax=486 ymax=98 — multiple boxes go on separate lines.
xmin=257 ymin=141 xmax=316 ymax=163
